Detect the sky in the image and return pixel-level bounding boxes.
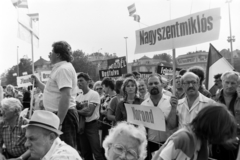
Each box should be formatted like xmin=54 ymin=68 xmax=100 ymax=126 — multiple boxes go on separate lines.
xmin=0 ymin=0 xmax=240 ymax=75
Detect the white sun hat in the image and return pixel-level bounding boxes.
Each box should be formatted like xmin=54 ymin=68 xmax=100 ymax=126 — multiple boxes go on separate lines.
xmin=22 ymin=110 xmax=63 ymax=135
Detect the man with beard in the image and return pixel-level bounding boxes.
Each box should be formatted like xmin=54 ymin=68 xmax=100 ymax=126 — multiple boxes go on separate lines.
xmin=212 ymin=71 xmax=240 ymax=160
xmin=177 ymin=72 xmax=215 ymax=129
xmin=141 ymin=74 xmax=178 ymax=160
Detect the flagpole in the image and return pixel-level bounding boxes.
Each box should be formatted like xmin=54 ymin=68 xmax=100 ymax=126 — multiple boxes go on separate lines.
xmin=29 ymin=19 xmax=35 ymax=118
xmin=172 ymin=49 xmax=176 ymax=95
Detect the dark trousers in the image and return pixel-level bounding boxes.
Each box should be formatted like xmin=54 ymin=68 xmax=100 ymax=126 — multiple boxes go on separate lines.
xmin=78 ymin=120 xmax=105 ymax=160
xmin=59 ymin=108 xmax=79 ymax=150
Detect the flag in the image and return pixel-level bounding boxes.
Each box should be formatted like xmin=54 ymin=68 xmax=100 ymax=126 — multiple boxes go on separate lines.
xmin=18 ymin=12 xmax=39 ymax=47
xmin=28 ymin=13 xmax=39 ymax=21
xmin=11 ymin=0 xmax=28 ymax=8
xmin=133 ymin=14 xmax=140 ymax=22
xmin=206 ymin=44 xmax=233 ymax=94
xmin=18 ymin=0 xmax=28 ymax=8
xmin=11 ymin=0 xmax=21 ymax=7
xmin=128 ymin=3 xmax=136 ymax=16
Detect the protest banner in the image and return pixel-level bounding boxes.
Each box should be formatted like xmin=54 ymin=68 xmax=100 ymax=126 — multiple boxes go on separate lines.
xmin=107 ymin=56 xmax=127 ymax=74
xmin=125 ymin=104 xmax=166 ymax=131
xmin=17 ymin=74 xmax=39 ymax=87
xmin=99 ymin=68 xmax=122 ymax=79
xmin=157 ymin=66 xmax=181 ymax=76
xmin=40 ymin=71 xmax=51 ymax=82
xmin=134 ymin=8 xmax=220 ymax=54
xmin=139 ymin=72 xmax=152 ymax=79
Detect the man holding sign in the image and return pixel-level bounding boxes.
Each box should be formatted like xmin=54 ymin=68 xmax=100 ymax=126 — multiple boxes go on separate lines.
xmin=141 ymin=74 xmax=178 ymax=159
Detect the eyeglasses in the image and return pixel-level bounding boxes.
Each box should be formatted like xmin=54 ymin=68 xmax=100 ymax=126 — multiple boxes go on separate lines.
xmin=182 ymin=81 xmax=198 ymax=86
xmin=96 ymin=88 xmax=102 ymax=90
xmin=110 ymin=144 xmax=138 ymax=160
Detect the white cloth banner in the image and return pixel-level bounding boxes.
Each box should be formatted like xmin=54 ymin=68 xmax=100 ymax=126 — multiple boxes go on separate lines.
xmin=135 ymin=8 xmax=221 ymax=54
xmin=17 ymin=74 xmax=39 ymax=87
xmin=125 ymin=104 xmax=166 ymax=131
xmin=40 ymin=71 xmax=51 ymax=82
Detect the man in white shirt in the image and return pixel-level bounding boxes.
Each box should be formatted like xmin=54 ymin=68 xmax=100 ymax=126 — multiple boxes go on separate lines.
xmin=24 ymin=110 xmax=82 ymax=160
xmin=76 ymin=72 xmax=105 ymax=160
xmin=177 ymin=72 xmax=215 ymax=129
xmin=141 ymin=73 xmax=178 ymax=160
xmin=32 ymin=41 xmax=79 ymax=149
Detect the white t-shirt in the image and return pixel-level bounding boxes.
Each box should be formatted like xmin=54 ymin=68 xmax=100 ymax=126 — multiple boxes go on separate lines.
xmin=158 ymin=127 xmax=201 ymax=160
xmin=76 ymin=89 xmax=100 ymax=122
xmin=43 ymin=61 xmax=78 ymax=112
xmin=141 ymin=94 xmax=172 ymax=142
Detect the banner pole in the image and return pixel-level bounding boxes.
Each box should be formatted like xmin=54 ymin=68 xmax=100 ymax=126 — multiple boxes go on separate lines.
xmin=172 ymin=49 xmax=176 ymax=95
xmin=29 ymin=19 xmax=35 ymax=119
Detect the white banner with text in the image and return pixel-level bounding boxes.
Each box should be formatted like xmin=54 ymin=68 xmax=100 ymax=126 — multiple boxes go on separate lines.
xmin=17 ymin=74 xmax=39 ymax=87
xmin=125 ymin=104 xmax=166 ymax=131
xmin=135 ymin=8 xmax=220 ymax=54
xmin=40 ymin=71 xmax=51 ymax=82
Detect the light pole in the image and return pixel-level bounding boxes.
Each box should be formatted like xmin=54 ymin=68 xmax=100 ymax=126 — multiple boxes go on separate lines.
xmin=124 ymin=37 xmax=128 ymax=63
xmin=17 ymin=46 xmax=19 ymax=77
xmin=226 ymin=0 xmax=235 ymax=66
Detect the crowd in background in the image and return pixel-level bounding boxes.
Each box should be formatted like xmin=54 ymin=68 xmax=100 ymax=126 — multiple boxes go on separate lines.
xmin=0 ymin=41 xmax=240 ymax=160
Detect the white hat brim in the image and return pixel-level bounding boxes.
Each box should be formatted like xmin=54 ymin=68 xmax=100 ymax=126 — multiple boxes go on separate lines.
xmin=22 ymin=124 xmax=63 ymax=135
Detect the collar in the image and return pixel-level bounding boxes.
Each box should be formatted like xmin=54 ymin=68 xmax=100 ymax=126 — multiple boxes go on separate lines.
xmin=179 ymin=92 xmax=209 ymax=105
xmin=52 ymin=61 xmax=68 ymax=70
xmin=146 ymin=93 xmax=169 ymax=103
xmin=42 ymin=137 xmax=61 ymax=160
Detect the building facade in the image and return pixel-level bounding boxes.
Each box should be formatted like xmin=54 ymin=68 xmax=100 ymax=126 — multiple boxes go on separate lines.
xmin=176 ymin=51 xmax=208 ymax=70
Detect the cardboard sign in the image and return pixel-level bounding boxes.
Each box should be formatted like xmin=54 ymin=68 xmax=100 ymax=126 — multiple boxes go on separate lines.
xmin=17 ymin=74 xmax=39 ymax=87
xmin=135 ymin=8 xmax=220 ymax=54
xmin=107 ymin=56 xmax=127 ymax=74
xmin=139 ymin=72 xmax=152 ymax=79
xmin=99 ymin=68 xmax=122 ymax=79
xmin=125 ymin=104 xmax=166 ymax=131
xmin=157 ymin=66 xmax=181 ymax=76
xmin=40 ymin=71 xmax=51 ymax=82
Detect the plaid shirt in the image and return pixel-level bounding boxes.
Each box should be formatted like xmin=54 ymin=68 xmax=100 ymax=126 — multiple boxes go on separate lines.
xmin=0 ymin=116 xmax=28 ymax=157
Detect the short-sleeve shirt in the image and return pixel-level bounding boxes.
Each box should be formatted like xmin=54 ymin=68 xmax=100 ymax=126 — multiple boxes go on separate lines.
xmin=158 ymin=127 xmax=202 ymax=160
xmin=177 ymin=92 xmax=215 ymax=129
xmin=141 ymin=94 xmax=172 ymax=143
xmin=0 ymin=116 xmax=28 ymax=157
xmin=43 ymin=61 xmax=78 ymax=112
xmin=76 ymin=89 xmax=100 ymax=122
xmin=42 ymin=137 xmax=82 ymax=160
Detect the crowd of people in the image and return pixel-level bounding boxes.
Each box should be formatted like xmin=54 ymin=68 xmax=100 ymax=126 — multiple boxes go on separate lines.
xmin=0 ymin=41 xmax=240 ymax=160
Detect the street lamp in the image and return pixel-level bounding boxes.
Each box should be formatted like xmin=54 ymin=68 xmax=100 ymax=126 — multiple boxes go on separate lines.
xmin=124 ymin=37 xmax=128 ymax=63
xmin=17 ymin=46 xmax=19 ymax=77
xmin=226 ymin=0 xmax=235 ymax=66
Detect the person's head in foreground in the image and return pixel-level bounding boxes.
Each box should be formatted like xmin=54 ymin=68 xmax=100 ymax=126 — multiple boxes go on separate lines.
xmin=153 ymin=104 xmax=237 ymax=160
xmin=103 ymin=122 xmax=147 ymax=160
xmin=23 ymin=110 xmax=63 ymax=159
xmin=191 ymin=104 xmax=237 ymax=144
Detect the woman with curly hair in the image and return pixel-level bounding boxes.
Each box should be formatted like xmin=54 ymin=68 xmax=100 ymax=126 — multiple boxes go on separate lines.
xmin=115 ymin=78 xmax=143 ymax=122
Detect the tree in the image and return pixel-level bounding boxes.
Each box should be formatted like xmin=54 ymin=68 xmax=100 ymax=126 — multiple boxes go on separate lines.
xmin=71 ymin=50 xmax=98 ymax=81
xmin=153 ymin=53 xmax=172 ymax=63
xmin=4 ymin=58 xmax=33 ymax=86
